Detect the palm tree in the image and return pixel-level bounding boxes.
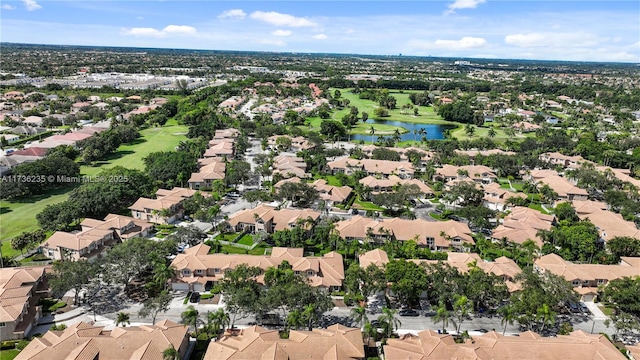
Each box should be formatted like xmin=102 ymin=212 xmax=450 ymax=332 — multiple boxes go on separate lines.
xmin=115 ymin=312 xmax=130 ymax=327
xmin=536 ymin=303 xmax=556 ymax=332
xmin=181 ymin=305 xmax=200 ymax=335
xmin=286 ymin=309 xmax=304 ymax=331
xmin=351 ymin=305 xmax=369 ymax=329
xmin=392 ymin=128 xmax=402 ymax=145
xmin=488 ymin=128 xmax=497 ymax=138
xmin=433 ymin=301 xmax=450 ymax=334
xmin=499 ymin=304 xmax=517 ymax=335
xmin=369 ymin=126 xmax=375 ymax=144
xmin=452 ymin=295 xmax=473 ymax=334
xmin=162 ymin=345 xmax=180 ymax=360
xmin=206 ymin=309 xmax=230 ymax=338
xmin=464 ymin=124 xmax=476 ymax=137
xmin=418 ymin=128 xmax=427 ymax=143
xmin=377 ymin=307 xmax=401 ymax=338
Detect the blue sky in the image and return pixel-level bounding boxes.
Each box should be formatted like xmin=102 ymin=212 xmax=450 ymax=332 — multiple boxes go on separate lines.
xmin=1 ymin=1 xmax=639 ymax=62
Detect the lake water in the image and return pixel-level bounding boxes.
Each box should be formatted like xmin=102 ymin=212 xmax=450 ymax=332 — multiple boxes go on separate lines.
xmin=351 ymin=119 xmax=457 ymax=142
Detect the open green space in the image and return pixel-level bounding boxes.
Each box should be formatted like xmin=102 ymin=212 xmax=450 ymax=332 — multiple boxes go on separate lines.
xmin=81 ymin=119 xmax=188 ymax=176
xmin=352 ymin=199 xmax=384 ymax=211
xmin=236 ymin=234 xmax=254 ymax=246
xmin=0 ymin=186 xmax=73 ymax=247
xmin=450 ymin=124 xmax=533 ymax=141
xmin=221 ymin=244 xmax=270 ymax=255
xmin=0 ymin=349 xmax=20 ymax=360
xmin=0 ymin=120 xmax=188 ymax=248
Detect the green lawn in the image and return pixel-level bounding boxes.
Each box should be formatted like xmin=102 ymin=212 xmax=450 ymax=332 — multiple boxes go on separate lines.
xmin=352 ymin=199 xmax=384 ymax=211
xmin=236 ymin=234 xmax=254 ymax=246
xmin=450 ymin=124 xmax=534 ymax=141
xmin=215 ymin=233 xmax=238 ymax=242
xmin=0 ymin=349 xmax=20 ymax=360
xmin=221 ymin=244 xmax=271 ymax=255
xmin=81 ymin=119 xmax=188 ymax=176
xmin=0 ymin=186 xmax=74 ymax=248
xmin=528 ymin=203 xmax=551 ymax=214
xmin=0 ymin=120 xmax=188 ymax=248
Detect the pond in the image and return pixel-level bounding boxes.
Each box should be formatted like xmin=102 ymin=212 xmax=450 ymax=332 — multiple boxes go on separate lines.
xmin=351 ymin=119 xmax=457 ymax=143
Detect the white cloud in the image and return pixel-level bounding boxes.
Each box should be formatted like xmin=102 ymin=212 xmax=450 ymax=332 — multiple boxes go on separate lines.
xmin=258 ymin=38 xmax=286 ymax=46
xmin=312 ymin=34 xmax=328 ymax=40
xmin=250 ymin=11 xmax=316 ymax=27
xmin=137 ymin=16 xmax=144 ymax=20
xmin=22 ymin=0 xmax=41 ymax=11
xmin=218 ymin=9 xmax=246 ymax=19
xmin=505 ymin=32 xmax=602 ymax=48
xmin=271 ymin=29 xmax=292 ymax=37
xmin=122 ymin=25 xmax=197 ymax=37
xmin=2 ymin=4 xmax=16 ymax=10
xmin=163 ymin=25 xmax=197 ymax=34
xmin=446 ymin=0 xmax=485 ymax=14
xmin=434 ymin=36 xmax=487 ymax=49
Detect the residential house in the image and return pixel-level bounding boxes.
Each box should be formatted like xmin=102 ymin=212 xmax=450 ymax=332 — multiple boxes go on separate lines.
xmin=595 ymin=166 xmax=640 ymax=189
xmin=359 ymin=175 xmax=433 ymax=197
xmin=491 ymin=207 xmax=555 ymax=247
xmin=513 ymin=121 xmax=541 ymax=132
xmin=335 ymin=216 xmax=474 ymax=251
xmin=79 ymin=213 xmax=154 ymax=241
xmin=15 ymin=320 xmax=189 ymax=360
xmin=22 ymin=116 xmax=43 ymax=127
xmin=267 ymin=135 xmax=311 ymax=151
xmin=328 ymin=158 xmax=415 ymax=179
xmin=0 ymin=267 xmax=48 ymax=340
xmin=226 ymin=204 xmax=320 ymax=234
xmin=214 ymin=128 xmax=240 ymax=139
xmin=539 ymin=152 xmax=590 ymax=169
xmin=573 ymin=200 xmax=640 ymax=242
xmin=203 ymin=324 xmax=364 ymax=360
xmin=359 ymin=249 xmax=521 ymax=292
xmin=188 ymin=158 xmax=226 ymax=190
xmin=534 ymin=253 xmax=640 ymax=301
xmin=384 ymin=329 xmax=625 ymax=360
xmin=1 ymin=147 xmax=48 ymax=168
xmin=482 ymin=182 xmax=528 ymax=211
xmin=525 ymin=170 xmax=589 ymax=202
xmin=204 ymin=138 xmax=235 ymax=159
xmin=171 ymin=245 xmax=344 ymax=292
xmin=310 ymin=179 xmax=353 ymax=207
xmin=129 ymin=187 xmax=201 ymax=224
xmin=433 ymin=164 xmax=497 ymax=185
xmin=272 ymin=154 xmax=309 ymax=178
xmin=41 ymin=226 xmax=116 ymax=262
xmin=1 ymin=134 xmax=20 ymax=144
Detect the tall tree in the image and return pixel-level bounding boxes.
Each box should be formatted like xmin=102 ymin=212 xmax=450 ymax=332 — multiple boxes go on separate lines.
xmin=138 ymin=291 xmax=172 ymax=324
xmin=115 ymin=312 xmax=131 ymax=327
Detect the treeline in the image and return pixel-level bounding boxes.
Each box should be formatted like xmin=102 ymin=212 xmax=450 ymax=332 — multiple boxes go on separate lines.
xmin=1 ymin=156 xmax=80 ymax=200
xmin=78 ymin=125 xmax=139 ymax=163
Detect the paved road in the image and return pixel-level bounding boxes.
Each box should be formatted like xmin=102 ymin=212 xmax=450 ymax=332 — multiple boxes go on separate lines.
xmin=53 ymin=292 xmax=612 ymax=339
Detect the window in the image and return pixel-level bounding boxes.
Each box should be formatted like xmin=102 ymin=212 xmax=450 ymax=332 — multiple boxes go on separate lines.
xmin=214 ymin=268 xmax=221 ymax=274
xmin=48 ymin=250 xmax=54 ymax=257
xmin=426 ymin=237 xmax=435 ymax=247
xmin=597 ymin=279 xmax=605 ymax=285
xmin=0 ymin=322 xmax=5 ymax=327
xmin=295 ymin=271 xmax=301 ymax=275
xmin=572 ymin=280 xmax=580 ymax=286
xmin=182 ymin=270 xmax=191 ymax=276
xmin=195 ymin=270 xmax=203 ymax=275
xmin=582 ymin=280 xmax=589 ymax=285
xmin=307 ymin=270 xmax=314 ymax=276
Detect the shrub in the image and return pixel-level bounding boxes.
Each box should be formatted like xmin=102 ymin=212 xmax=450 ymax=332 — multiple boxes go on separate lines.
xmin=16 ymin=340 xmax=30 ymax=350
xmin=0 ymin=340 xmax=20 ymax=350
xmin=48 ymin=302 xmax=67 ymax=312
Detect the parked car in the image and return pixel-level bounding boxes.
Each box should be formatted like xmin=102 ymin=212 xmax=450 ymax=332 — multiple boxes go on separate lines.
xmin=189 ymin=292 xmax=200 ymax=303
xmin=351 ymin=208 xmax=359 ymax=215
xmin=579 ymin=302 xmax=590 ymax=313
xmin=399 ymin=309 xmax=420 ymax=317
xmin=257 ymin=313 xmax=283 ymax=327
xmin=567 ymin=301 xmax=580 ymax=313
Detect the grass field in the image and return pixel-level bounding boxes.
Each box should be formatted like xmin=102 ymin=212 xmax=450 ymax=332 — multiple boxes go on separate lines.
xmin=0 ymin=349 xmax=20 ymax=360
xmin=352 ymin=199 xmax=384 ymax=211
xmin=0 ymin=120 xmax=188 ymax=249
xmin=82 ymin=119 xmax=188 ymax=176
xmin=450 ymin=124 xmax=534 ymax=141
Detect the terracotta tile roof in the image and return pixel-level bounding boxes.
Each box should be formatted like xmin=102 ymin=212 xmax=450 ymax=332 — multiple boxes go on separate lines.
xmin=575 ymin=207 xmax=640 ymax=241
xmin=435 ymin=164 xmax=497 ymax=180
xmin=335 ymin=216 xmax=473 ymax=248
xmin=15 ymin=320 xmax=188 ymax=360
xmin=328 ymin=158 xmax=415 ymax=177
xmin=534 ymin=253 xmax=640 ymax=283
xmin=227 ymin=204 xmax=320 ymax=232
xmin=491 ymin=207 xmax=555 ymax=247
xmin=189 ymin=159 xmax=226 ymax=182
xmin=171 ymin=245 xmax=344 ymax=288
xmin=384 ymin=329 xmax=626 ymax=360
xmin=203 ymin=324 xmax=364 ymax=360
xmin=129 ymin=187 xmax=199 ymax=212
